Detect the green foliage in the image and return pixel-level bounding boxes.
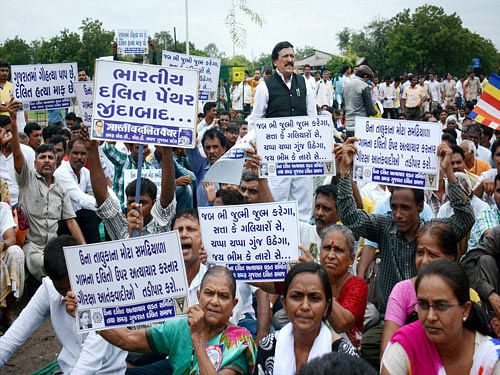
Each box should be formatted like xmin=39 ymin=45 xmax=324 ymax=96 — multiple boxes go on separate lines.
xmin=294 ymin=45 xmax=316 ymax=61
xmin=0 ymin=36 xmax=32 ymax=65
xmin=78 ymin=18 xmax=114 ymax=74
xmin=326 ymin=55 xmax=357 ymax=77
xmin=336 ymin=5 xmax=498 ymax=77
xmin=225 ymin=0 xmax=264 ymax=56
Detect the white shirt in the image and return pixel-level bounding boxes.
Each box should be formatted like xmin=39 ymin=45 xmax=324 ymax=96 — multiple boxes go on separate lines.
xmin=473 ymin=168 xmax=498 ymax=206
xmin=0 ymin=144 xmax=35 ymax=206
xmin=360 ymin=182 xmax=391 ymax=207
xmin=341 ymin=74 xmax=351 ymax=95
xmin=476 ymin=145 xmax=492 ymax=163
xmin=299 ymin=221 xmax=321 ymax=252
xmin=379 ymin=84 xmax=395 ymax=108
xmin=455 ymin=80 xmax=464 ymax=98
xmin=54 ymin=161 xmax=96 ymax=212
xmin=0 ymin=277 xmax=127 ymax=374
xmin=0 ymin=202 xmax=15 ymax=240
xmin=248 ymin=70 xmax=317 ymax=131
xmin=315 ymin=79 xmax=334 ymax=107
xmin=437 ymin=195 xmax=489 ymax=219
xmin=303 ymin=74 xmax=317 ymax=92
xmin=428 ymin=80 xmax=442 ymax=102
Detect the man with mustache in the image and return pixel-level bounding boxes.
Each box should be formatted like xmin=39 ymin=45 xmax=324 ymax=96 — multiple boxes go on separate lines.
xmin=186 ymin=127 xmax=228 ymax=207
xmin=248 ymin=41 xmax=317 ymax=221
xmin=54 ymin=137 xmax=101 ymax=243
xmin=7 ymin=100 xmax=85 ymax=281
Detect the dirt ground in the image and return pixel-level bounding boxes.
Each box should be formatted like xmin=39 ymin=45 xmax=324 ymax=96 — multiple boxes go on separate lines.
xmin=1 ymin=278 xmax=62 ymax=374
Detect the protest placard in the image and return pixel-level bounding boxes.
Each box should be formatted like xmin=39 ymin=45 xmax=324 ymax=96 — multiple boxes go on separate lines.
xmin=255 ymin=115 xmax=335 ymax=178
xmin=117 ymin=29 xmax=148 ymax=55
xmin=64 ymin=232 xmax=189 ymax=333
xmin=124 ymin=169 xmax=162 ymax=196
xmin=203 ymin=129 xmax=254 ymax=185
xmin=162 ymin=51 xmax=221 ymax=99
xmin=74 ymin=81 xmax=93 ymax=127
xmin=353 ymin=116 xmax=441 ymax=190
xmin=199 ymin=201 xmax=299 ymax=281
xmin=11 ymin=63 xmax=77 ymax=111
xmin=91 ymin=60 xmax=199 ymax=148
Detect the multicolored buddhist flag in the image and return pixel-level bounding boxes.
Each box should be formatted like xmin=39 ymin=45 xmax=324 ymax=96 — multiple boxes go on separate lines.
xmin=469 ymin=73 xmax=500 ymax=130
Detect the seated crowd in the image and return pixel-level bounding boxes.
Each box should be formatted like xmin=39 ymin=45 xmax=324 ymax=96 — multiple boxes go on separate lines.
xmin=0 ymin=59 xmax=499 ymax=374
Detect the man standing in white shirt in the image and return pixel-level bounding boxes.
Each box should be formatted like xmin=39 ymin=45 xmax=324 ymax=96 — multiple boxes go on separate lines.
xmin=443 ymin=73 xmax=457 ymax=109
xmin=380 ymin=76 xmax=396 ymax=119
xmin=455 ymin=75 xmax=465 ymax=108
xmin=428 ymin=73 xmax=443 ymax=110
xmin=302 ymin=64 xmax=316 ymax=93
xmin=54 ymin=137 xmax=101 ymax=243
xmin=315 ymin=68 xmax=334 ymax=108
xmin=464 ymin=71 xmax=482 ymax=102
xmin=248 ymin=41 xmax=317 ymax=221
xmin=0 ymin=235 xmax=127 ymax=373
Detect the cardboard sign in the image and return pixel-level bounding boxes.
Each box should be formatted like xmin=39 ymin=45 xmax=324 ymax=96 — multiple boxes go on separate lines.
xmin=353 ymin=116 xmax=441 ymax=189
xmin=64 ymin=232 xmax=189 ymax=332
xmin=74 ymin=81 xmax=93 ymax=127
xmin=91 ymin=60 xmax=199 ymax=148
xmin=11 ymin=63 xmax=77 ymax=111
xmin=199 ymin=201 xmax=299 ymax=281
xmin=117 ymin=29 xmax=148 ymax=55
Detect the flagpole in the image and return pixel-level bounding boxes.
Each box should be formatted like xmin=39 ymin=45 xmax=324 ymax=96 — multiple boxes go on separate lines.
xmin=185 ymin=0 xmax=189 ymax=55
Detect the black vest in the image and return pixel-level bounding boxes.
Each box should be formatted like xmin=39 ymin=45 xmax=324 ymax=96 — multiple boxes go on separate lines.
xmin=264 ymin=72 xmax=307 ymax=118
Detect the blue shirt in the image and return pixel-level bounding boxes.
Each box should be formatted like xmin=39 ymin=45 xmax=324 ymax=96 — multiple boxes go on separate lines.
xmin=47 ymin=109 xmax=63 ymax=124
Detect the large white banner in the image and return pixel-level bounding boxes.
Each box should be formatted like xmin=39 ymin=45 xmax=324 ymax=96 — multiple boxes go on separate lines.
xmin=199 ymin=201 xmax=299 ymax=281
xmin=74 ymin=81 xmax=93 ymax=127
xmin=64 ymin=232 xmax=189 ymax=333
xmin=353 ymin=116 xmax=441 ymax=190
xmin=255 ymin=115 xmax=335 ymax=178
xmin=11 ymin=63 xmax=77 ymax=111
xmin=162 ymin=51 xmax=221 ymax=99
xmin=91 ymin=60 xmax=199 ymax=148
xmin=117 ymin=29 xmax=148 ymax=55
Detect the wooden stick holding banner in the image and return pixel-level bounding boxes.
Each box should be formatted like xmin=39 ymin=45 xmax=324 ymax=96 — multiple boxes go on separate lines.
xmin=132 ymin=144 xmax=144 ymax=238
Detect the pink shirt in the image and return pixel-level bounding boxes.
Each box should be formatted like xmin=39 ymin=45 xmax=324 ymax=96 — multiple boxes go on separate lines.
xmin=384 ymin=279 xmax=417 ymax=326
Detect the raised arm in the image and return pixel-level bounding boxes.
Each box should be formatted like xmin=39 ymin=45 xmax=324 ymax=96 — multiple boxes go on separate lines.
xmin=79 ymin=127 xmax=108 ymax=206
xmin=246 ymin=141 xmax=274 ymax=203
xmin=435 ymin=143 xmax=474 ymax=240
xmin=6 ymin=100 xmax=24 ymax=174
xmin=158 ymin=147 xmax=175 ymax=208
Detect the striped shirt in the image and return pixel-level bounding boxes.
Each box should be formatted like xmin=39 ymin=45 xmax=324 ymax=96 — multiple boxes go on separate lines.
xmin=337 ymin=176 xmax=474 ymax=312
xmin=468 ymin=204 xmax=500 ymax=250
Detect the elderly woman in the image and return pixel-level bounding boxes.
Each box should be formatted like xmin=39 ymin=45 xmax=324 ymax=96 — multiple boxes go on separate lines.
xmin=253 ymin=262 xmax=356 ymax=375
xmin=316 ymin=224 xmax=367 ymax=349
xmin=68 ymin=266 xmax=256 ymax=375
xmin=381 ymin=260 xmax=500 ymax=375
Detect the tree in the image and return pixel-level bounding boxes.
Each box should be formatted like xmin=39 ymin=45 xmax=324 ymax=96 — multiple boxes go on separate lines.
xmin=204 ymin=43 xmax=226 ymax=59
xmin=225 ymin=0 xmax=264 ymax=57
xmin=337 ymin=5 xmax=498 ymax=77
xmin=326 ymin=55 xmax=358 ymax=77
xmin=0 ymin=36 xmax=32 ymax=65
xmin=78 ymin=18 xmax=114 ymax=74
xmin=294 ymin=45 xmax=316 ymax=61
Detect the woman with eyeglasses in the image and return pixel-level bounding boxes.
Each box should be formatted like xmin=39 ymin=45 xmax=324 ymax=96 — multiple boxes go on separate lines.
xmin=380 ymin=222 xmax=482 ymax=362
xmin=381 ymin=260 xmax=500 ymax=375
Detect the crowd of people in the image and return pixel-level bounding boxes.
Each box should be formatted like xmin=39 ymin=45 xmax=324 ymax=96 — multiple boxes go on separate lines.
xmin=0 ymin=37 xmax=499 ymax=374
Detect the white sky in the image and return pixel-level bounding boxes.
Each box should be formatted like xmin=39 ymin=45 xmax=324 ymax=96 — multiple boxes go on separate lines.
xmin=2 ymin=0 xmax=498 ymax=59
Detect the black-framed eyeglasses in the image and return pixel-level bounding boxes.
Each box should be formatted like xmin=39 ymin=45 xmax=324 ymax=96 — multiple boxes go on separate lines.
xmin=415 ymin=300 xmax=462 ymax=313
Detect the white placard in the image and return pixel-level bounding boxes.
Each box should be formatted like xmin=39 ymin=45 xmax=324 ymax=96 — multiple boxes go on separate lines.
xmin=11 ymin=63 xmax=77 ymax=111
xmin=64 ymin=232 xmax=189 ymax=332
xmin=117 ymin=29 xmax=148 ymax=55
xmin=124 ymin=169 xmax=162 ymax=197
xmin=74 ymin=81 xmax=93 ymax=127
xmin=353 ymin=116 xmax=441 ymax=190
xmin=162 ymin=51 xmax=221 ymax=94
xmin=199 ymin=201 xmax=299 ymax=281
xmin=91 ymin=60 xmax=199 ymax=148
xmin=203 ymin=129 xmax=255 ymax=185
xmin=255 ymin=115 xmax=335 ymax=178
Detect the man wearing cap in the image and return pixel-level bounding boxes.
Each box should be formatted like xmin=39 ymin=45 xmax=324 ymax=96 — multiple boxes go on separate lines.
xmin=248 ymin=41 xmax=317 ymax=221
xmin=342 ymin=65 xmax=378 ymax=137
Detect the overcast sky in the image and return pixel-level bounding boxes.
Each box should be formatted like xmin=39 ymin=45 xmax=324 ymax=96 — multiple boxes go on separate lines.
xmin=2 ymin=0 xmax=498 ymax=59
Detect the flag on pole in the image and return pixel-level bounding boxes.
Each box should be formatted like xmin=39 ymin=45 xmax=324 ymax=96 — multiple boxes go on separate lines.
xmin=469 ymin=73 xmax=500 ymax=130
